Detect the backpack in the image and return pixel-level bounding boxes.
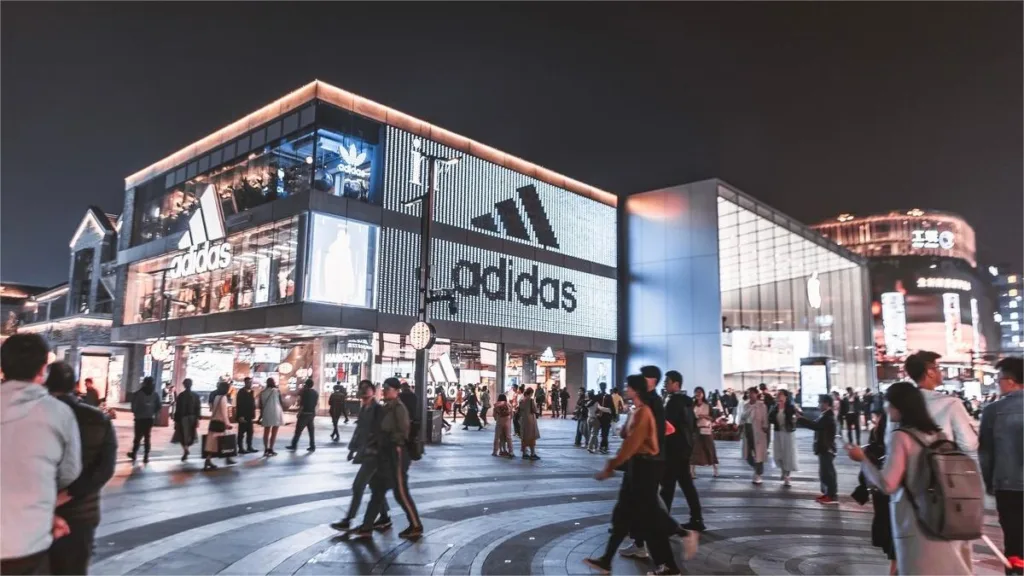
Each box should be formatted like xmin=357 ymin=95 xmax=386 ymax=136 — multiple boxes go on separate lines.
xmin=896 ymin=428 xmax=984 ymax=541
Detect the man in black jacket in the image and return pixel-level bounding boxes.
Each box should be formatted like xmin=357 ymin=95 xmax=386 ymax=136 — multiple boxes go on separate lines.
xmin=236 ymin=378 xmax=257 ymax=453
xmin=798 ymin=394 xmax=839 ymax=505
xmin=844 ymin=387 xmax=862 ymax=445
xmin=287 ymin=379 xmax=319 ymax=452
xmin=662 ymin=370 xmax=705 ymax=531
xmin=331 ymin=381 xmax=390 ymax=532
xmin=45 ymin=363 xmax=117 ymax=575
xmin=596 ymin=382 xmax=617 ymax=454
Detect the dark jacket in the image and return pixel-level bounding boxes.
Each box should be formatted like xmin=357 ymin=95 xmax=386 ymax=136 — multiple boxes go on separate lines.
xmin=55 ymin=395 xmax=117 ymax=525
xmin=761 ymin=392 xmax=775 ymax=414
xmin=799 ymin=409 xmax=837 ymax=455
xmin=329 ymin=391 xmax=347 ymax=418
xmin=82 ymin=387 xmax=101 ymax=407
xmin=131 ymin=389 xmax=162 ymax=420
xmin=979 ymin=389 xmax=1024 ymax=493
xmin=646 ymin=389 xmax=667 ymax=460
xmin=399 ymin=390 xmax=418 ymax=422
xmin=235 ymin=387 xmax=257 ymax=420
xmin=768 ymin=402 xmax=797 ymax=432
xmin=298 ymin=387 xmax=318 ymax=414
xmin=174 ymin=390 xmax=201 ymax=423
xmin=597 ymin=391 xmax=617 ymax=424
xmin=664 ymin=391 xmax=696 ymax=460
xmin=349 ymin=401 xmax=382 ymax=462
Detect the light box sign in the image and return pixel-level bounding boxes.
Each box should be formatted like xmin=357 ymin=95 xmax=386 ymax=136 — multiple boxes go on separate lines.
xmin=382 ymin=127 xmax=617 ymax=268
xmin=881 ymin=292 xmax=908 ymax=357
xmin=911 ymin=229 xmax=955 ymax=250
xmin=307 ymin=213 xmax=379 ymax=308
xmin=377 ymin=228 xmax=617 ymax=341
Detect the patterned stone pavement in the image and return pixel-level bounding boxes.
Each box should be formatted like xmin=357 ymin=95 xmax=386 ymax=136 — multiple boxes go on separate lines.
xmin=93 ymin=415 xmax=1006 ymax=575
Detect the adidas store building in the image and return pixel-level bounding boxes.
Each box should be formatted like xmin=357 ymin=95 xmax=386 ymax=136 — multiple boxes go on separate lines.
xmin=111 ymin=81 xmax=618 ymax=411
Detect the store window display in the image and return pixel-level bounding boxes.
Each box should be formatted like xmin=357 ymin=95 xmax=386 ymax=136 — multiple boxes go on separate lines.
xmin=123 ymin=217 xmax=298 ymax=324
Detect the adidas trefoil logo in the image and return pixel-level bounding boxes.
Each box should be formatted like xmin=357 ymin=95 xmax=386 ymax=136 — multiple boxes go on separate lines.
xmin=170 ymin=184 xmax=232 ymax=279
xmin=338 ymin=143 xmax=370 ymax=178
xmin=470 ymin=185 xmax=560 ymax=249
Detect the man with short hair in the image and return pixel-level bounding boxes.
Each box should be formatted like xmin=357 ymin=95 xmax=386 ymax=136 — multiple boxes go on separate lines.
xmin=331 ymin=381 xmax=390 ymax=532
xmin=329 ymin=384 xmax=347 ymax=442
xmin=1 ymin=334 xmax=82 ymax=575
xmin=81 ymin=378 xmax=100 ymax=407
xmin=899 ymin=351 xmax=978 ymax=454
xmin=843 ymin=387 xmax=862 ymax=445
xmin=287 ymin=378 xmax=318 ymax=452
xmin=45 ymin=362 xmax=117 ymax=574
xmin=128 ymin=376 xmax=162 ymax=464
xmin=236 ymin=377 xmax=257 ymax=453
xmin=797 ymin=394 xmax=838 ymax=505
xmin=596 ymin=382 xmax=617 ymax=454
xmin=662 ymin=370 xmax=705 ymax=531
xmin=980 ymin=357 xmax=1024 ymax=575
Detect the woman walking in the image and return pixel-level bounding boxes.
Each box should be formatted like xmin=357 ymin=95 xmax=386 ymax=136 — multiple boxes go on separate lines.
xmin=768 ymin=389 xmax=799 ymax=486
xmin=846 ymin=381 xmax=971 ymax=575
xmin=453 ymin=387 xmax=464 ymax=418
xmin=260 ymin=377 xmax=284 ymax=457
xmin=434 ymin=386 xmax=452 ymax=432
xmin=492 ymin=394 xmax=514 ymax=457
xmin=518 ymin=387 xmax=541 ymax=460
xmin=740 ymin=386 xmax=769 ymax=484
xmin=173 ymin=378 xmax=201 ymax=462
xmin=204 ymin=380 xmax=236 ymax=471
xmin=691 ymin=387 xmax=720 ymax=478
xmin=462 ymin=385 xmax=484 ymax=431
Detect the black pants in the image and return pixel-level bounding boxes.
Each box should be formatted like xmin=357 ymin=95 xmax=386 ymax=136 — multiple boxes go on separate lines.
xmin=48 ymin=520 xmax=96 ymax=575
xmin=818 ymin=452 xmax=837 ymax=498
xmin=599 ymin=419 xmax=612 ymax=451
xmin=346 ymin=458 xmax=389 ymax=520
xmin=513 ymin=412 xmax=521 ymax=436
xmin=661 ymin=456 xmax=703 ymax=523
xmin=996 ymin=490 xmax=1023 ymax=564
xmin=1 ymin=550 xmax=49 ymax=575
xmin=340 ymin=403 xmax=349 ymax=422
xmin=290 ymin=413 xmax=316 ymax=449
xmin=237 ymin=419 xmax=254 ymax=450
xmin=131 ymin=418 xmax=154 ymax=458
xmin=845 ymin=415 xmax=861 ymax=445
xmin=604 ymin=458 xmax=678 ymax=571
xmin=331 ymin=415 xmax=342 ymax=439
xmin=363 ymin=448 xmax=421 ymax=529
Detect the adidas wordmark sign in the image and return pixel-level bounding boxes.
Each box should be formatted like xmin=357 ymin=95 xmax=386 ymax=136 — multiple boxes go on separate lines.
xmin=169 ymin=184 xmax=233 ymax=279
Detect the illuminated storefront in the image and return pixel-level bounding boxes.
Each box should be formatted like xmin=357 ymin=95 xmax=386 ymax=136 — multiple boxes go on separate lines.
xmin=812 ymin=210 xmax=1000 ymax=381
xmin=111 ymin=81 xmax=617 ymax=412
xmin=624 ymin=180 xmax=874 ymax=396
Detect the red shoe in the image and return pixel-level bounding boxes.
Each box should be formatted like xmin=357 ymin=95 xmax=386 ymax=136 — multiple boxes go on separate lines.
xmin=819 ymin=496 xmax=839 ymax=505
xmin=814 ymin=495 xmax=827 ymax=503
xmin=1008 ymin=556 xmax=1023 ymax=569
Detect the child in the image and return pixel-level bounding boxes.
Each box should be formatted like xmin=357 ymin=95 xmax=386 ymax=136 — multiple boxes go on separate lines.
xmin=797 ymin=394 xmax=839 ymax=504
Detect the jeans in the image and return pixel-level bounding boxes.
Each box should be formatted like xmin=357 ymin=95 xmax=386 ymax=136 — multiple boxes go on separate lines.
xmin=346 ymin=458 xmax=389 ymax=520
xmin=587 ymin=418 xmax=600 ymax=450
xmin=575 ymin=418 xmax=589 ymax=446
xmin=996 ymin=490 xmax=1023 ymax=564
xmin=661 ymin=456 xmax=702 ymax=523
xmin=237 ymin=419 xmax=254 ymax=450
xmin=291 ymin=413 xmax=316 ymax=449
xmin=131 ymin=418 xmax=154 ymax=457
xmin=48 ymin=520 xmax=95 ymax=575
xmin=818 ymin=452 xmax=837 ymax=498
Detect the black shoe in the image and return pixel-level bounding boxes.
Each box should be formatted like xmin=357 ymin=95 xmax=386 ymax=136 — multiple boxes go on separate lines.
xmin=203 ymin=461 xmax=218 ymax=471
xmin=286 ymin=445 xmax=297 ymax=451
xmin=127 ymin=451 xmax=136 ymax=462
xmin=373 ymin=516 xmax=393 ymax=531
xmin=330 ymin=519 xmax=352 ymax=532
xmin=181 ymin=453 xmax=188 ymax=462
xmin=583 ymin=557 xmax=611 ymax=574
xmin=398 ymin=525 xmax=424 ymax=539
xmin=226 ymin=458 xmax=236 ymax=465
xmin=246 ymin=447 xmax=256 ymax=454
xmin=683 ymin=520 xmax=706 ymax=532
xmin=307 ymin=446 xmax=316 ymax=453
xmin=348 ymin=526 xmax=374 ymax=539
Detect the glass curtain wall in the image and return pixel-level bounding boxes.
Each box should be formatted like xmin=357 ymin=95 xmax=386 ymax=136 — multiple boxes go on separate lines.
xmin=718 ymin=190 xmax=872 ymax=395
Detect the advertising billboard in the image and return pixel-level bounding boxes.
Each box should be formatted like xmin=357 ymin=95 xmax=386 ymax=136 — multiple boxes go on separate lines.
xmin=307 ymin=213 xmax=379 ymax=308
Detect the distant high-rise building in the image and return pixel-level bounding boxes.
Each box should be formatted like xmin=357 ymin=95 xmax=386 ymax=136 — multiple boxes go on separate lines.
xmin=988 ymin=265 xmax=1024 ymax=354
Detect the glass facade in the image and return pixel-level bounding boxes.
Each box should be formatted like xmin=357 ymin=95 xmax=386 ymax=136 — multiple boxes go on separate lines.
xmin=123 ymin=217 xmax=299 ymax=324
xmin=717 ymin=192 xmax=872 ymax=394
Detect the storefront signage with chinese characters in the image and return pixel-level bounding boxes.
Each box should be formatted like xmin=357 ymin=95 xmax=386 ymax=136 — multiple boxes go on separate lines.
xmin=911 ymin=229 xmax=955 ymax=250
xmin=916 ymin=277 xmax=971 ymax=291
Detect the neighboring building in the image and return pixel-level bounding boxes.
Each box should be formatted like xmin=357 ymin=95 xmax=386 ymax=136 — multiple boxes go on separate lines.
xmin=812 ymin=210 xmax=999 ymax=383
xmin=623 ymin=180 xmax=875 ymax=403
xmin=0 ymin=283 xmax=49 ymax=340
xmin=14 ymin=208 xmax=142 ymax=402
xmin=112 ymin=80 xmax=617 ymax=411
xmin=989 ymin=265 xmax=1024 ymax=354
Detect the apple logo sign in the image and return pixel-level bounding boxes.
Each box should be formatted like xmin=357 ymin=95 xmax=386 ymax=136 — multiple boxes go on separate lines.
xmin=807 ymin=272 xmax=822 ymax=309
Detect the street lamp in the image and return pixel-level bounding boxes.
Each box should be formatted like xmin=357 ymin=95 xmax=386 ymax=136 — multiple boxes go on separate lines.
xmin=402 ymin=152 xmax=460 ymax=444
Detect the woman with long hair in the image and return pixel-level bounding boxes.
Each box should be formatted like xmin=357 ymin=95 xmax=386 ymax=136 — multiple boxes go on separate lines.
xmin=259 ymin=377 xmax=284 ymax=457
xmin=740 ymin=386 xmax=769 ymax=484
xmin=768 ymin=389 xmax=799 ymax=486
xmin=434 ymin=386 xmax=452 ymax=432
xmin=462 ymin=385 xmax=484 ymax=431
xmin=846 ymin=381 xmax=971 ymax=575
xmin=518 ymin=387 xmax=541 ymax=460
xmin=690 ymin=386 xmax=720 ymax=478
xmin=204 ymin=380 xmax=235 ymax=471
xmin=492 ymin=393 xmax=514 ymax=457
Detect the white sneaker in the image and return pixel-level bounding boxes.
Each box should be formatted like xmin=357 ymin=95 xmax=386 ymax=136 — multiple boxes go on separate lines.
xmin=619 ymin=544 xmax=649 ymax=559
xmin=752 ymin=475 xmax=763 ymax=485
xmin=783 ymin=477 xmax=792 ymax=487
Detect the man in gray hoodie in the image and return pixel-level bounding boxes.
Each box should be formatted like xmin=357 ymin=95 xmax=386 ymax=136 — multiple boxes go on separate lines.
xmin=1 ymin=334 xmax=82 ymax=575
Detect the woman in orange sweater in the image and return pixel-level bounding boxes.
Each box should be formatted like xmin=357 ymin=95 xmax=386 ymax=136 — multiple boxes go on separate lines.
xmin=585 ymin=375 xmax=692 ymax=575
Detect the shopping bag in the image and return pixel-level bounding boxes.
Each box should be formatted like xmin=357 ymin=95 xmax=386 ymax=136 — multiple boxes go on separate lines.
xmin=218 ymin=434 xmax=238 ymax=457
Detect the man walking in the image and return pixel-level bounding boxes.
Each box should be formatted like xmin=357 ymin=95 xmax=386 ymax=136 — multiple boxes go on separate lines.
xmin=980 ymin=357 xmax=1024 ymax=575
xmin=288 ymin=378 xmax=318 ymax=452
xmin=798 ymin=394 xmax=838 ymax=505
xmin=236 ymin=377 xmax=257 ymax=453
xmin=596 ymin=382 xmax=617 ymax=454
xmin=350 ymin=378 xmax=423 ymax=539
xmin=127 ymin=376 xmax=162 ymax=464
xmin=329 ymin=384 xmax=347 ymax=442
xmin=662 ymin=370 xmax=705 ymax=531
xmin=1 ymin=334 xmax=82 ymax=575
xmin=560 ymin=386 xmax=571 ymax=419
xmin=330 ymin=381 xmax=390 ymax=532
xmin=45 ymin=362 xmax=117 ymax=575
xmin=480 ymin=386 xmax=491 ymax=427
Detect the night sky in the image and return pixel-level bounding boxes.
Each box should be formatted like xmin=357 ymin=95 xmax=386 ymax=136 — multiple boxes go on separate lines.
xmin=2 ymin=2 xmax=1021 ymax=287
